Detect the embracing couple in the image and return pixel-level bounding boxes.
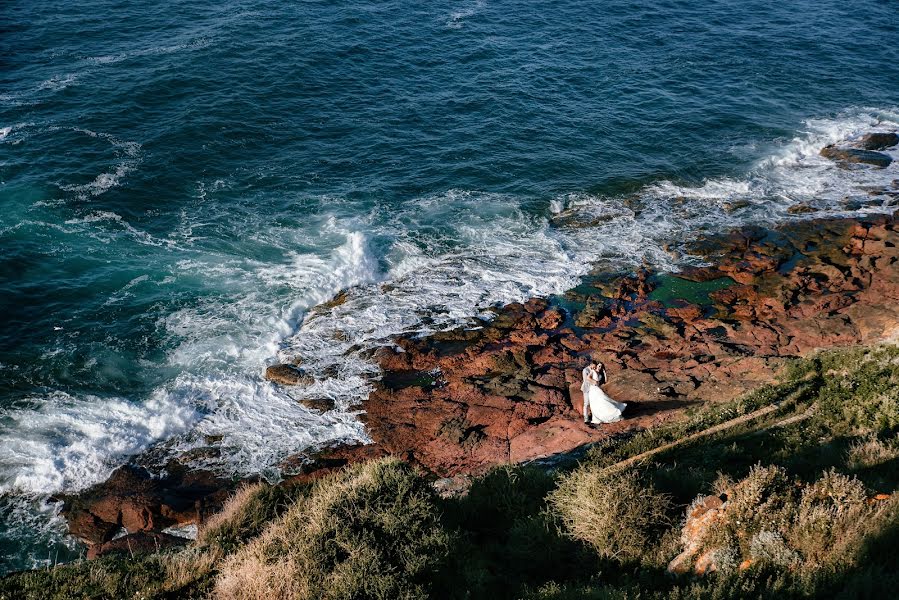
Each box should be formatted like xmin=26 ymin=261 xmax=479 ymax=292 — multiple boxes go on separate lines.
xmin=580 ymin=361 xmax=627 ymax=425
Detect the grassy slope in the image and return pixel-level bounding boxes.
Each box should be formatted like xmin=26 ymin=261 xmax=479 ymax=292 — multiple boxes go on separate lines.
xmin=3 ymin=346 xmax=899 ymax=600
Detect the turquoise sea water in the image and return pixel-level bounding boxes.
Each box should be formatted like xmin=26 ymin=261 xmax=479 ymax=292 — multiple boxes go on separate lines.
xmin=1 ymin=0 xmax=898 ymax=571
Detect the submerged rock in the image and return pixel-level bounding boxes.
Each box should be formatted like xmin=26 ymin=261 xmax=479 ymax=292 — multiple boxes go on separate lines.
xmin=265 ymin=363 xmax=315 ymax=386
xmin=298 ymin=397 xmax=336 ymax=412
xmin=787 ymin=202 xmax=818 ymax=214
xmin=820 ymin=145 xmax=892 ymax=168
xmin=854 ymin=132 xmax=899 ymax=151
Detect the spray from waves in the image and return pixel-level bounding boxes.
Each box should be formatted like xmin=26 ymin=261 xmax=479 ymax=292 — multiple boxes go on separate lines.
xmin=1 ymin=125 xmax=142 ymax=200
xmin=153 ymin=230 xmax=379 ymax=474
xmin=4 ymin=108 xmax=899 ymax=493
xmin=642 ymin=108 xmax=899 ymax=215
xmin=0 ymin=391 xmax=198 ymax=495
xmin=0 ymin=228 xmax=379 ymax=571
xmin=0 ymin=122 xmax=31 ymax=144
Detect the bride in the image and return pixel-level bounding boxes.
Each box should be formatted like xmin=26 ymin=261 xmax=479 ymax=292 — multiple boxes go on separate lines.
xmin=588 ymin=363 xmax=627 ymax=424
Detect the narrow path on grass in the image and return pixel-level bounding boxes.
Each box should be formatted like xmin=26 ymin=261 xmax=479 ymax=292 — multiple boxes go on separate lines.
xmin=599 ymin=402 xmax=806 ymax=475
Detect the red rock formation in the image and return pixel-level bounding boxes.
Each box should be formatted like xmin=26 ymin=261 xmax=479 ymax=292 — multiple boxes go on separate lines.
xmin=361 ymin=213 xmax=899 ymax=477
xmin=668 ymin=494 xmax=727 ymax=574
xmin=61 ymin=464 xmax=232 ymax=545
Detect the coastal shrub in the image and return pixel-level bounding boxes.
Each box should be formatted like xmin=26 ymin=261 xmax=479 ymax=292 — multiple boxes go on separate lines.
xmin=0 ymin=548 xmax=215 ymax=600
xmin=787 ymin=470 xmax=870 ymax=568
xmin=455 ymin=464 xmax=554 ymax=536
xmin=748 ymin=531 xmax=799 ymax=569
xmin=549 ymin=467 xmax=672 ymax=562
xmin=681 ymin=464 xmax=895 ymax=580
xmin=214 ymin=458 xmax=452 ymax=600
xmin=807 ymin=346 xmax=899 ymax=435
xmin=846 ymin=434 xmax=899 ymax=469
xmin=198 ymin=481 xmax=304 ymax=555
xmin=444 ymin=465 xmax=591 ymax=598
xmin=702 ymin=464 xmax=797 ymax=556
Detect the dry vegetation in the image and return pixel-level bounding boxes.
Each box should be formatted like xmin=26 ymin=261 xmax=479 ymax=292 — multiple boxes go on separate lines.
xmin=550 ymin=468 xmax=672 ymax=562
xmin=3 ymin=345 xmax=899 ymax=599
xmin=215 ymin=458 xmax=452 ymax=600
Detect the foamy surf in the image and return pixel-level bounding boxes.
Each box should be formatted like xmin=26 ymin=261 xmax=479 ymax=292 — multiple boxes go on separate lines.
xmin=0 ymin=390 xmax=197 ymax=495
xmin=0 ymin=227 xmax=382 ymax=498
xmin=0 ymin=108 xmax=896 ymax=569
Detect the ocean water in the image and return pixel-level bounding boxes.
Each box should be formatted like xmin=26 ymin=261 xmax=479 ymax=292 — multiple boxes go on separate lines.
xmin=1 ymin=0 xmax=897 ymax=571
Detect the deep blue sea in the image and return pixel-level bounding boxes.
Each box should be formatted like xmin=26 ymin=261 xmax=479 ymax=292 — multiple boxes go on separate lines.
xmin=1 ymin=0 xmax=897 ymax=571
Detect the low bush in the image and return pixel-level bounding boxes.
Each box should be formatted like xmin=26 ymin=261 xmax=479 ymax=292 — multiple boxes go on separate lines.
xmin=846 ymin=434 xmax=899 ymax=469
xmin=444 ymin=465 xmax=590 ymax=599
xmin=798 ymin=346 xmax=899 ymax=435
xmin=215 ymin=458 xmax=452 ymax=600
xmin=0 ymin=547 xmax=215 ymax=600
xmin=550 ymin=467 xmax=672 ymax=563
xmin=198 ymin=481 xmax=304 ymax=556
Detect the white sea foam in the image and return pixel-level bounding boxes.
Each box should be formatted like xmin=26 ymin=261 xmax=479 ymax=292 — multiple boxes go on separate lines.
xmin=0 ymin=495 xmax=75 ymax=569
xmin=0 ymin=226 xmax=381 ymax=495
xmin=35 ymin=73 xmax=79 ymax=92
xmin=162 ymin=374 xmax=369 ymax=478
xmin=85 ymin=38 xmax=212 ymax=66
xmin=0 ymin=73 xmax=79 ymax=107
xmin=0 ymin=391 xmax=198 ymax=494
xmin=275 ymin=108 xmax=899 ymax=447
xmin=446 ymin=0 xmax=486 ymax=29
xmin=643 ymin=108 xmax=899 ymax=216
xmin=148 ymin=107 xmax=898 ymax=485
xmin=55 ymin=128 xmax=142 ymax=199
xmin=0 ymin=122 xmax=31 ymax=144
xmin=63 ymin=211 xmax=175 ymax=248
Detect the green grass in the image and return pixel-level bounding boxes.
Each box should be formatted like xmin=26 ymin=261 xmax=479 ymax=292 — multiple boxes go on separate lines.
xmin=5 ymin=346 xmax=899 ymax=600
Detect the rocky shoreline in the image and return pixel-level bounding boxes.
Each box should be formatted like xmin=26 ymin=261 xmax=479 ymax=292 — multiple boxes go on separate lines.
xmin=357 ymin=211 xmax=899 ymax=477
xmin=62 ymin=208 xmax=899 ymax=555
xmin=60 ymin=134 xmax=899 ymax=556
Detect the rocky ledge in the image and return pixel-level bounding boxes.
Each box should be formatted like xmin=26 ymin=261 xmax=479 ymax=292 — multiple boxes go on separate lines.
xmin=357 ymin=212 xmax=899 ymax=477
xmin=63 ymin=207 xmax=899 ymax=554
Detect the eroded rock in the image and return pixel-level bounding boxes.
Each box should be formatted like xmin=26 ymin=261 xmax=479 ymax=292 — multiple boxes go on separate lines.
xmin=362 ymin=214 xmax=899 ymax=477
xmin=265 ymin=364 xmax=315 ymax=386
xmin=87 ymin=532 xmax=187 ymax=560
xmin=820 ymin=145 xmax=892 ymax=168
xmin=668 ymin=494 xmax=727 ymax=574
xmin=61 ymin=464 xmax=232 ymax=545
xmin=854 ymin=132 xmax=899 ymax=151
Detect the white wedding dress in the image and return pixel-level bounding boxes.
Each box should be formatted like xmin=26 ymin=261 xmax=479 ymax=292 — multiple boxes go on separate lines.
xmin=588 ymin=384 xmax=626 ymax=423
